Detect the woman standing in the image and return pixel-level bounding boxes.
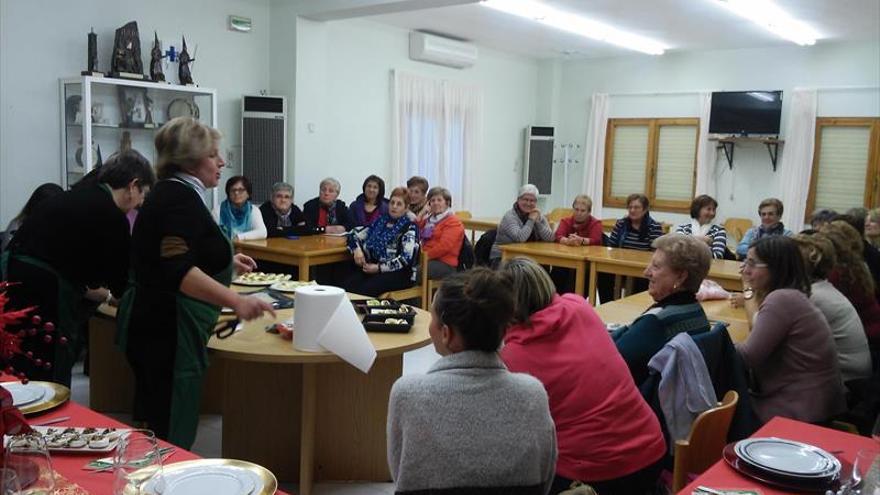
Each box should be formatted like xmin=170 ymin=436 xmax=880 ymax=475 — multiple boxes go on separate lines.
xmin=416 ymin=187 xmax=464 ymax=280
xmin=349 ymin=175 xmax=389 ymax=227
xmin=489 ymin=184 xmax=554 ymax=266
xmin=343 ymin=187 xmax=419 ymax=297
xmin=736 ymin=236 xmax=845 ymax=424
xmin=215 ymin=175 xmax=267 ymax=240
xmin=675 ymin=195 xmax=728 ymax=259
xmin=4 ymin=151 xmax=154 ymax=386
xmin=118 ymin=118 xmax=274 ymax=448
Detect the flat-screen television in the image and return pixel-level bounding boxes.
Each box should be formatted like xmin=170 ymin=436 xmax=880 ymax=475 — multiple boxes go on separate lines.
xmin=709 ymin=90 xmax=783 ymax=135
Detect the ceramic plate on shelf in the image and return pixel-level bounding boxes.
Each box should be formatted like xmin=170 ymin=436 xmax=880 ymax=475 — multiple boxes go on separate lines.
xmin=1 ymin=381 xmax=69 ymax=415
xmin=1 ymin=382 xmax=46 ymax=407
xmin=167 ymin=98 xmax=200 ymax=120
xmin=131 ymin=459 xmax=276 ymax=495
xmin=735 ymin=438 xmax=840 ymax=477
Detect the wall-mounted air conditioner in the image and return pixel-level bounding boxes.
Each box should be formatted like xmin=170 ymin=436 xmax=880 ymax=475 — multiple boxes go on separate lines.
xmin=409 ymin=31 xmax=477 ymax=69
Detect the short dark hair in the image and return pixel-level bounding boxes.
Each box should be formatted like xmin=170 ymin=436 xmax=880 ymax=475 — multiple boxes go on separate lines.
xmin=362 ymin=175 xmax=385 ymax=200
xmin=689 ymin=195 xmax=718 ymax=220
xmin=406 ymin=176 xmax=429 ymax=194
xmin=433 ymin=268 xmax=514 ymax=352
xmin=758 ymin=197 xmax=784 ymax=216
xmin=12 ymin=183 xmax=64 ymax=225
xmin=750 ymin=236 xmax=811 ymax=297
xmin=809 ymin=208 xmax=838 ymax=228
xmin=98 ymin=150 xmax=156 ymax=190
xmin=837 ymin=211 xmax=866 ymax=236
xmin=626 ymin=193 xmax=649 ymax=210
xmin=225 ymin=175 xmax=252 ymax=197
xmin=426 ymin=186 xmax=453 ymax=208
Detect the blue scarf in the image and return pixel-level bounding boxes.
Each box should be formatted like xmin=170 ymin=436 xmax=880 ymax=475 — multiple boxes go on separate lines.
xmin=364 ymin=213 xmax=412 ymax=261
xmin=219 ymin=199 xmax=252 ymax=239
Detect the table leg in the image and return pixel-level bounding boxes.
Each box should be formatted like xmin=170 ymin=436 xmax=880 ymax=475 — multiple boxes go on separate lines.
xmin=588 ymin=263 xmax=598 ymax=305
xmin=300 ymin=363 xmax=317 ymax=495
xmin=574 ymin=264 xmax=585 ymax=297
xmin=299 ymin=260 xmax=310 ymax=282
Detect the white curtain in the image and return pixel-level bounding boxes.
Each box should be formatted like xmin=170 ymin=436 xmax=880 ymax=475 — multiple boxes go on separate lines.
xmin=694 ymin=92 xmax=716 ymax=197
xmin=581 ymin=93 xmax=609 ymax=218
xmin=779 ymin=89 xmax=817 ymax=233
xmin=391 ymin=70 xmax=482 ymax=210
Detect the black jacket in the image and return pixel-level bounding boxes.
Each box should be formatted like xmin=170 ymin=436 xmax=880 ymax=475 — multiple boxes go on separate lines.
xmin=259 ymin=201 xmax=309 ymax=237
xmin=302 ymin=198 xmax=353 ymax=231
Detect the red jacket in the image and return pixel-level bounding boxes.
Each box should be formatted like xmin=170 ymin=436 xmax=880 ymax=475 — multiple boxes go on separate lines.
xmin=417 ymin=214 xmax=464 ymax=268
xmin=501 ymin=294 xmax=666 ymax=482
xmin=554 ymin=215 xmax=603 ymax=245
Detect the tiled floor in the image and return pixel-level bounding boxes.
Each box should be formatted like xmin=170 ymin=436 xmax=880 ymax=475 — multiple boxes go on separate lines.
xmin=71 ymin=342 xmax=442 ymax=494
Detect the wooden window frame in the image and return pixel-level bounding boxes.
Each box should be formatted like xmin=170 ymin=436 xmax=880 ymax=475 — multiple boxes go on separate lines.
xmin=805 ymin=117 xmax=880 ymax=221
xmin=603 ymin=117 xmax=699 ymax=213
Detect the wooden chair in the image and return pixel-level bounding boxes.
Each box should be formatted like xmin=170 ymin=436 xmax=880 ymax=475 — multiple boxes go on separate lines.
xmin=723 ymin=218 xmax=753 ymax=245
xmin=672 ymin=390 xmax=739 ymax=493
xmin=379 ymin=253 xmax=428 ymax=308
xmin=455 ymin=210 xmax=472 ymax=220
xmin=547 ymin=208 xmax=573 ymax=229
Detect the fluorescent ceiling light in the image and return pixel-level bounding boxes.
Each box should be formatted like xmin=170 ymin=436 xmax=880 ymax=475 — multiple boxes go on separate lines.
xmin=481 ymin=0 xmax=667 ymax=55
xmin=714 ymin=0 xmax=819 ymax=46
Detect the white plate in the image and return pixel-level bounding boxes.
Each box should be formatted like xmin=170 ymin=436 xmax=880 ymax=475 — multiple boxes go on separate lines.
xmin=735 ymin=438 xmax=840 ymax=477
xmin=1 ymin=382 xmax=46 ymax=407
xmin=269 ymin=280 xmax=316 ymax=293
xmin=144 ymin=465 xmax=257 ymax=495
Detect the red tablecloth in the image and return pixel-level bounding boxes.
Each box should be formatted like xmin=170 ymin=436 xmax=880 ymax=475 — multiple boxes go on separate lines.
xmin=680 ymin=416 xmax=876 ymax=494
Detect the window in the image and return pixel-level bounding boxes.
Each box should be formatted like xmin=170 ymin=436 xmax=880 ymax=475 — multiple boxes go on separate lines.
xmin=806 ymin=117 xmax=880 ymax=217
xmin=603 ymin=118 xmax=699 ymax=212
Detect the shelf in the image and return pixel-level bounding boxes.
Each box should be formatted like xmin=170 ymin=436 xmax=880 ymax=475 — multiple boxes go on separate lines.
xmin=708 ymin=136 xmax=784 ymax=171
xmin=66 ymin=123 xmax=163 ymax=130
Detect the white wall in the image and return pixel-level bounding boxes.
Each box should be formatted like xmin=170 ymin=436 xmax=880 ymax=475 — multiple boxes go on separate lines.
xmin=552 ymin=41 xmax=880 ymax=227
xmin=0 ymin=0 xmax=271 ymax=225
xmin=290 ymin=17 xmax=539 ymax=216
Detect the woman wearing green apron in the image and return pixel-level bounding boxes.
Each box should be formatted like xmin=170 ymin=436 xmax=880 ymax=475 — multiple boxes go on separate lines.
xmin=3 ymin=150 xmax=155 ymax=386
xmin=118 ymin=118 xmax=274 ymax=449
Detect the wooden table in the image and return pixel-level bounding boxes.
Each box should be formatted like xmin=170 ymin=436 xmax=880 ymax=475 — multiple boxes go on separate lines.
xmin=594 ymin=291 xmax=750 ymax=343
xmin=681 ymin=416 xmax=877 ymax=494
xmin=235 ymin=236 xmax=350 ymax=281
xmin=460 ymin=217 xmax=499 ymax=244
xmin=500 ymin=242 xmax=592 ymax=297
xmin=208 ymin=302 xmax=431 ymax=495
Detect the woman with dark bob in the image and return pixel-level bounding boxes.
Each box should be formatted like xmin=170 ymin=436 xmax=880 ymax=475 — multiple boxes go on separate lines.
xmin=349 ymin=174 xmax=389 ymax=227
xmin=675 ymin=194 xmax=728 ymax=259
xmin=387 ymin=268 xmax=557 ymax=494
xmin=612 ymin=233 xmax=712 ymax=385
xmin=215 ymin=175 xmax=267 ymax=240
xmin=501 ymin=257 xmax=665 ymax=495
xmin=736 ymin=235 xmax=845 ymax=424
xmin=1 ymin=183 xmax=64 ymax=253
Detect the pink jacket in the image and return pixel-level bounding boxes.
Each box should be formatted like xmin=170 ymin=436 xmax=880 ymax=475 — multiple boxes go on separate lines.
xmin=501 ymin=294 xmax=666 ymax=482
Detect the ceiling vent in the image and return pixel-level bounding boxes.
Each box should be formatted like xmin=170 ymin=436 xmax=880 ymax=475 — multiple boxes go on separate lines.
xmin=409 ymin=31 xmax=477 ymax=69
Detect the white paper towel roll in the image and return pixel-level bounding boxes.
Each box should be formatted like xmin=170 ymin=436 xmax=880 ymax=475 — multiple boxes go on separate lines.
xmin=293 ymin=285 xmax=377 ymax=373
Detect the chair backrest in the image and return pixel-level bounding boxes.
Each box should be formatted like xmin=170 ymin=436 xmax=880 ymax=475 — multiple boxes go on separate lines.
xmin=473 ymin=229 xmax=497 ymax=267
xmin=455 ymin=210 xmax=472 ymax=220
xmin=457 ymin=235 xmax=475 ymax=271
xmin=381 ymin=252 xmax=426 ymax=307
xmin=671 ymin=390 xmax=739 ymax=493
xmin=547 ymin=208 xmax=572 ymax=225
xmin=723 ymin=218 xmax=753 ymax=244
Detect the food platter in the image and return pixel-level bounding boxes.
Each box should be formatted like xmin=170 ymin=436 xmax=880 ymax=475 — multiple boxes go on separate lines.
xmin=17 ymin=426 xmax=127 ymax=453
xmin=232 ymin=272 xmax=291 ymax=287
xmin=268 ymin=280 xmax=317 ymax=293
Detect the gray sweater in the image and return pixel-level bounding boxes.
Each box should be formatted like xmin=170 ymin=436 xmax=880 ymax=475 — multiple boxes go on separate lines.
xmin=810 ymin=280 xmax=872 ymax=383
xmin=387 ymin=351 xmax=557 ymax=495
xmin=490 ymin=208 xmax=554 ymax=260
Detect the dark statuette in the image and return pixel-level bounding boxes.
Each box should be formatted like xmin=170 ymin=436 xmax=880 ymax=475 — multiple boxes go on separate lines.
xmin=110 ymin=21 xmax=146 ymax=79
xmin=150 ymin=31 xmax=166 ymax=82
xmin=178 ymin=36 xmax=195 ymax=85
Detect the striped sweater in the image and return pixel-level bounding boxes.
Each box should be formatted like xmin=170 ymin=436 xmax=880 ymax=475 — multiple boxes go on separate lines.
xmin=607 ymin=216 xmax=664 ymax=251
xmin=675 ymin=223 xmax=728 ymax=259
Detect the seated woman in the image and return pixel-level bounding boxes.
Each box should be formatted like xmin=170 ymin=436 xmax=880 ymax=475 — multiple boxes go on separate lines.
xmin=736 ymin=236 xmax=846 ymax=424
xmin=259 ymin=181 xmax=307 ymax=238
xmin=215 ymin=175 xmax=267 ymax=240
xmin=555 ymin=194 xmax=603 ymax=246
xmin=735 ymin=197 xmax=792 ymax=259
xmin=599 ymin=193 xmax=664 ymax=303
xmin=387 ymin=268 xmax=557 ymax=494
xmin=793 ymin=233 xmax=871 ymax=385
xmin=349 ymin=175 xmax=389 ymax=227
xmin=675 ymin=194 xmax=728 ymax=259
xmin=612 ymin=234 xmax=712 ymax=385
xmin=500 ymin=257 xmax=665 ymax=495
xmin=867 ymin=207 xmax=880 ymax=249
xmin=416 ymin=187 xmax=464 ymax=280
xmin=343 ymin=187 xmax=419 ymax=297
xmin=303 ymin=177 xmax=353 ymax=234
xmin=489 ymin=184 xmax=554 ymax=266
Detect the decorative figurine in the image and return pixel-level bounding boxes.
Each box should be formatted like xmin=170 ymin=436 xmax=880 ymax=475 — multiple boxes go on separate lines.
xmin=110 ymin=21 xmax=146 ymax=79
xmin=144 ymin=94 xmax=155 ymax=127
xmin=149 ymin=31 xmax=166 ymax=82
xmin=81 ymin=28 xmax=103 ymax=77
xmin=178 ymin=36 xmax=195 ymax=86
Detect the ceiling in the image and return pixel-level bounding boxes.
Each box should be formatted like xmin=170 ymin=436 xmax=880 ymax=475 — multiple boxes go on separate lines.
xmin=359 ymin=0 xmax=880 ymax=59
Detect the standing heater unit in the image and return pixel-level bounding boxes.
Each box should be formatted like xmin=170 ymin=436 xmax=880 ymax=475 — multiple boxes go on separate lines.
xmin=523 ymin=126 xmax=554 ymax=196
xmin=242 ymin=95 xmax=287 ymax=203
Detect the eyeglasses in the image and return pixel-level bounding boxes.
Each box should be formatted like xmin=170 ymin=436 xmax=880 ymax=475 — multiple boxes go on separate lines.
xmin=741 ymin=259 xmax=768 ymax=269
xmin=230 ymin=187 xmax=247 ymax=194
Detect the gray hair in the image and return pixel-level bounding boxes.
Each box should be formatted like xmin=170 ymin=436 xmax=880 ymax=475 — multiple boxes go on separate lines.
xmin=652 ymin=233 xmax=711 ymax=293
xmin=272 ymin=182 xmax=294 ymax=196
xmin=319 ymin=177 xmax=341 ymax=194
xmin=519 ymin=184 xmax=539 ymax=198
xmin=572 ymin=194 xmax=592 ymax=211
xmin=427 ymin=186 xmax=453 ymax=208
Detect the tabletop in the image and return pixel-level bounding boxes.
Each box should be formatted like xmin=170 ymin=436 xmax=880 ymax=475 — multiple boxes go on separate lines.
xmin=235 ymin=235 xmax=349 ymax=256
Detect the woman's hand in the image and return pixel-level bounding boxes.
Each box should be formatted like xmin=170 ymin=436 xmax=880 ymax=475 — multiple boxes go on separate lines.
xmin=85 ymin=287 xmax=111 ymax=304
xmin=729 ymin=292 xmax=745 ymax=308
xmin=362 ymin=263 xmax=380 ymax=274
xmin=353 ymin=247 xmax=366 ymax=266
xmin=232 ymin=294 xmax=276 ymax=321
xmin=699 ymin=235 xmax=713 ymax=245
xmin=233 ymin=253 xmax=258 ymax=276
xmin=558 ymin=236 xmax=573 ymax=246
xmin=528 ymin=209 xmax=541 ymax=221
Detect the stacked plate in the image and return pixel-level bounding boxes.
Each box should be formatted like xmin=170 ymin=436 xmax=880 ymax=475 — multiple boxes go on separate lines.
xmin=726 ymin=437 xmax=842 ymax=490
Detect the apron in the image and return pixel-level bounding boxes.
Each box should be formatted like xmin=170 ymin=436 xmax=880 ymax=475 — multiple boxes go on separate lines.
xmin=116 ymin=178 xmax=233 ymax=448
